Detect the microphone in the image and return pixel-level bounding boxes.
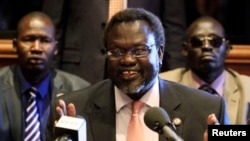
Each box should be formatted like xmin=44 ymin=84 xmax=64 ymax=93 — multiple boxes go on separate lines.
xmin=144 ymin=107 xmax=183 ymax=141
xmin=55 ymin=116 xmax=87 ymax=141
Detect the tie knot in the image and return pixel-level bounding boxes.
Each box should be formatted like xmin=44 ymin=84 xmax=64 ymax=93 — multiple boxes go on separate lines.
xmin=198 ymin=84 xmax=218 ymax=95
xmin=132 ymin=101 xmax=144 ymax=114
xmin=28 ymin=87 xmax=38 ymax=98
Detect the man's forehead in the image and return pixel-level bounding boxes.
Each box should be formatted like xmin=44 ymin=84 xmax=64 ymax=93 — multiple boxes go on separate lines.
xmin=190 ymin=22 xmax=223 ymax=36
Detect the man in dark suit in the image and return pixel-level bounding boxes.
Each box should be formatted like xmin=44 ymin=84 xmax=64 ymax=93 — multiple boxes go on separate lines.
xmin=55 ymin=8 xmax=228 ymax=141
xmin=0 ymin=11 xmax=90 ymax=141
xmin=42 ymin=0 xmax=187 ymax=84
xmin=127 ymin=0 xmax=187 ymax=71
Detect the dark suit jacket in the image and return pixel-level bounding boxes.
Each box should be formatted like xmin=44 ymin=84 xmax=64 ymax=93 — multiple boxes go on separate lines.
xmin=43 ymin=0 xmax=108 ymax=84
xmin=57 ymin=78 xmax=228 ymax=141
xmin=0 ymin=65 xmax=90 ymax=141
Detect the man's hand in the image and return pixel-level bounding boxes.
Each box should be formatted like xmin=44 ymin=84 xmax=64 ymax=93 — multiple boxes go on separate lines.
xmin=56 ymin=99 xmax=76 ymax=117
xmin=203 ymin=113 xmax=219 ymax=141
xmin=54 ymin=99 xmax=77 ymax=134
xmin=207 ymin=113 xmax=219 ymax=125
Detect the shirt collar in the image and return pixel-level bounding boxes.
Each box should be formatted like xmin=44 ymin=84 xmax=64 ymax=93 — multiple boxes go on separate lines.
xmin=190 ymin=70 xmax=225 ymax=96
xmin=18 ymin=68 xmax=51 ymax=99
xmin=115 ymin=77 xmax=160 ymax=112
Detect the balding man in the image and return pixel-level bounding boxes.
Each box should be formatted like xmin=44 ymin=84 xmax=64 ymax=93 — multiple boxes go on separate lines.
xmin=0 ymin=11 xmax=90 ymax=141
xmin=160 ymin=16 xmax=250 ymax=124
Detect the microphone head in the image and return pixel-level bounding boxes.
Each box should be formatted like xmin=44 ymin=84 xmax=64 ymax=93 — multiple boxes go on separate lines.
xmin=55 ymin=116 xmax=87 ymax=141
xmin=144 ymin=107 xmax=172 ymax=134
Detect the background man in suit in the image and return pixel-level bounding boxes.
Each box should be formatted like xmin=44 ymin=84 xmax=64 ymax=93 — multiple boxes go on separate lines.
xmin=0 ymin=11 xmax=90 ymax=141
xmin=1 ymin=0 xmax=250 ymax=83
xmin=42 ymin=0 xmax=187 ymax=83
xmin=55 ymin=8 xmax=228 ymax=141
xmin=160 ymin=16 xmax=250 ymax=124
xmin=0 ymin=0 xmax=189 ymax=83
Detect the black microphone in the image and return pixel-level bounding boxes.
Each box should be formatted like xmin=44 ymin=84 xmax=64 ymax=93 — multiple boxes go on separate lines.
xmin=144 ymin=107 xmax=183 ymax=141
xmin=55 ymin=116 xmax=87 ymax=141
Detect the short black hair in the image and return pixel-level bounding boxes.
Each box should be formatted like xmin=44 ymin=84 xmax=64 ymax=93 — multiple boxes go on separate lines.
xmin=16 ymin=11 xmax=55 ymax=37
xmin=104 ymin=8 xmax=165 ymax=49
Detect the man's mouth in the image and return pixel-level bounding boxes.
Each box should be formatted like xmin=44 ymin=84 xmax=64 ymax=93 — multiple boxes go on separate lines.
xmin=201 ymin=54 xmax=215 ymax=61
xmin=121 ymin=70 xmax=139 ymax=79
xmin=29 ymin=58 xmax=44 ymax=64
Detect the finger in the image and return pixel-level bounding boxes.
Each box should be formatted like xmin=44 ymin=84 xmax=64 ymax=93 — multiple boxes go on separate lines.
xmin=67 ymin=103 xmax=76 ymax=116
xmin=58 ymin=99 xmax=67 ymax=115
xmin=56 ymin=106 xmax=64 ymax=117
xmin=203 ymin=129 xmax=208 ymax=141
xmin=204 ymin=113 xmax=220 ymax=141
xmin=207 ymin=113 xmax=219 ymax=125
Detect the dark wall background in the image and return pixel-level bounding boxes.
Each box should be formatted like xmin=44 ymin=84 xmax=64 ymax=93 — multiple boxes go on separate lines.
xmin=1 ymin=0 xmax=250 ymax=44
xmin=1 ymin=0 xmax=250 ymax=83
xmin=185 ymin=0 xmax=250 ymax=44
xmin=0 ymin=0 xmax=43 ymax=33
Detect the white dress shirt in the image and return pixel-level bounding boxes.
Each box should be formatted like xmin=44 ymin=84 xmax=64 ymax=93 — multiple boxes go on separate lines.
xmin=115 ymin=78 xmax=160 ymax=141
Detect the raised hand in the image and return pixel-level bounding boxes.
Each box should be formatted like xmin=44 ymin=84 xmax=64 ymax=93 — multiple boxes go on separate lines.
xmin=56 ymin=99 xmax=76 ymax=117
xmin=203 ymin=113 xmax=219 ymax=141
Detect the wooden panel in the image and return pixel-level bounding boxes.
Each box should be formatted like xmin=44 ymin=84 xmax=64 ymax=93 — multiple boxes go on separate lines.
xmin=225 ymin=44 xmax=250 ymax=76
xmin=0 ymin=39 xmax=17 ymax=67
xmin=0 ymin=39 xmax=250 ymax=76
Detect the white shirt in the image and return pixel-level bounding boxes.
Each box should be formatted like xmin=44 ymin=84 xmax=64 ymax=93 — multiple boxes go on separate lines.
xmin=115 ymin=78 xmax=160 ymax=141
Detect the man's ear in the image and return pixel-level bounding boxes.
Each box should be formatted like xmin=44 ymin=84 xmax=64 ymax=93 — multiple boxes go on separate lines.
xmin=12 ymin=38 xmax=17 ymax=52
xmin=53 ymin=41 xmax=59 ymax=55
xmin=158 ymin=44 xmax=165 ymax=65
xmin=225 ymin=40 xmax=232 ymax=55
xmin=182 ymin=41 xmax=188 ymax=57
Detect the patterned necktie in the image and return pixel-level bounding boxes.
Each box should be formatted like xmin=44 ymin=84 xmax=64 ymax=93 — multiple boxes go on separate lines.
xmin=127 ymin=101 xmax=144 ymax=141
xmin=24 ymin=87 xmax=41 ymax=141
xmin=198 ymin=84 xmax=219 ymax=96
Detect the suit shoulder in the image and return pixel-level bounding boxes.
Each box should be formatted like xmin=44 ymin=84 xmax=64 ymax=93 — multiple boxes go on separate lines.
xmin=159 ymin=68 xmax=186 ymax=81
xmin=54 ymin=69 xmax=90 ymax=85
xmin=58 ymin=79 xmax=112 ymax=99
xmin=161 ymin=78 xmax=222 ymax=102
xmin=0 ymin=66 xmax=15 ymax=84
xmin=226 ymin=68 xmax=250 ymax=83
xmin=0 ymin=66 xmax=12 ymax=76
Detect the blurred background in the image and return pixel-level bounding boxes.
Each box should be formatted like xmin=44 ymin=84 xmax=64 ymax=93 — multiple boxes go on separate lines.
xmin=0 ymin=0 xmax=250 ymax=84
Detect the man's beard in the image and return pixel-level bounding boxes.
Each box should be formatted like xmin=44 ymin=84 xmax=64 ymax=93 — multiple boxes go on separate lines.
xmin=118 ymin=81 xmax=146 ymax=94
xmin=116 ymin=75 xmax=157 ymax=95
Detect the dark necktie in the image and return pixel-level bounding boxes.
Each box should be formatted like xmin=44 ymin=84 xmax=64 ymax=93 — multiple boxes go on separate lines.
xmin=24 ymin=87 xmax=41 ymax=141
xmin=198 ymin=84 xmax=219 ymax=96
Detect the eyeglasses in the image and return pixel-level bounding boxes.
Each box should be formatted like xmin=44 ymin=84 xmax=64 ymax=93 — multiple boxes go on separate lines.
xmin=106 ymin=44 xmax=156 ymax=60
xmin=189 ymin=34 xmax=226 ymax=48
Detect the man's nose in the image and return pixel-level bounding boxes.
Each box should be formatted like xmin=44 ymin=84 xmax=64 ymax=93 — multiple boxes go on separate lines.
xmin=202 ymin=37 xmax=213 ymax=50
xmin=32 ymin=39 xmax=42 ymax=49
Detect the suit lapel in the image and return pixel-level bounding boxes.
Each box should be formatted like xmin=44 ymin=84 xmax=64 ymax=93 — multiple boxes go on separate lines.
xmin=158 ymin=78 xmax=185 ymax=138
xmin=224 ymin=69 xmax=250 ymax=124
xmin=88 ymin=109 xmax=116 ymax=141
xmin=3 ymin=83 xmax=23 ymax=140
xmin=46 ymin=70 xmax=65 ymax=140
xmin=224 ymin=71 xmax=240 ymax=124
xmin=1 ymin=66 xmax=23 ymax=140
xmin=86 ymin=82 xmax=116 ymax=141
